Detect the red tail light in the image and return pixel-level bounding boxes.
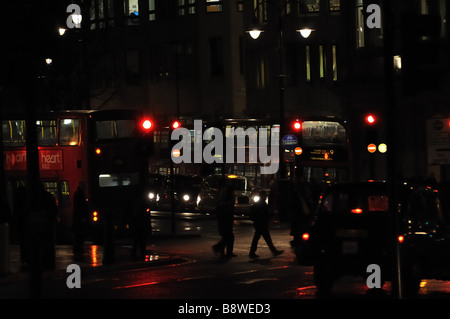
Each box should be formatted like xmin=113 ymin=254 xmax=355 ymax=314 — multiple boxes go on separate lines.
xmin=351 ymin=208 xmax=363 ymax=214
xmin=398 ymin=235 xmax=404 ymax=244
xmin=302 ymin=233 xmax=310 ymax=241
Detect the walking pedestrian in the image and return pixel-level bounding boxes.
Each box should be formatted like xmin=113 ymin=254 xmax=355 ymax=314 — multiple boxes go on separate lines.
xmin=249 ymin=190 xmax=283 ymax=259
xmin=212 ymin=181 xmax=236 ymax=258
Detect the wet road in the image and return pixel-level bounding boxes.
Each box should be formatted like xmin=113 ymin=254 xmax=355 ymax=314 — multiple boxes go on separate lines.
xmin=3 ymin=211 xmax=450 ymax=300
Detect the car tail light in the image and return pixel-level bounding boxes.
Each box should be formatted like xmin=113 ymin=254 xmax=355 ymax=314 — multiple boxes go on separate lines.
xmin=302 ymin=233 xmax=310 ymax=241
xmin=92 ymin=211 xmax=98 ymax=222
xmin=398 ymin=235 xmax=404 ymax=244
xmin=351 ymin=208 xmax=363 ymax=214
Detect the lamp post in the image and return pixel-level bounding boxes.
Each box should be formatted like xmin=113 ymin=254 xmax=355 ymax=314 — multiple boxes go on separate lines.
xmin=246 ymin=0 xmax=314 ymax=179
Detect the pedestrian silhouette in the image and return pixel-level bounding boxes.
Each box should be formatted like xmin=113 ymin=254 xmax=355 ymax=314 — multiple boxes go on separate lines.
xmin=131 ymin=192 xmax=151 ymax=260
xmin=212 ymin=181 xmax=236 ymax=258
xmin=72 ymin=182 xmax=89 ymax=258
xmin=249 ymin=190 xmax=283 ymax=259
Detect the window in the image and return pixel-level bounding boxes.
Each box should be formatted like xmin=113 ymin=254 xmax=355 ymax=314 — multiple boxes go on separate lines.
xmin=319 ymin=45 xmax=325 ymax=79
xmin=95 ymin=120 xmax=135 ymax=139
xmin=303 ymin=0 xmax=320 ymax=12
xmin=237 ymin=0 xmax=244 ymax=11
xmin=59 ymin=119 xmax=79 ymax=146
xmin=332 ymin=44 xmax=338 ymax=81
xmin=356 ymin=0 xmax=365 ymax=48
xmin=256 ymin=55 xmax=268 ymax=89
xmin=253 ymin=0 xmax=267 ymax=23
xmin=60 ymin=181 xmax=71 ymax=207
xmin=149 ymin=0 xmax=156 ymax=20
xmin=99 ymin=173 xmax=140 ymax=187
xmin=209 ymin=37 xmax=224 ymax=76
xmin=124 ymin=0 xmax=139 ymax=25
xmin=43 ymin=181 xmax=58 ymax=203
xmin=329 ymin=0 xmax=339 ymax=11
xmin=178 ymin=0 xmax=196 ymax=16
xmin=2 ymin=120 xmax=26 ymax=145
xmin=301 ymin=121 xmax=346 ymax=147
xmin=206 ymin=0 xmax=222 ymax=12
xmin=305 ymin=46 xmax=311 ymax=82
xmin=37 ymin=120 xmax=57 ymax=146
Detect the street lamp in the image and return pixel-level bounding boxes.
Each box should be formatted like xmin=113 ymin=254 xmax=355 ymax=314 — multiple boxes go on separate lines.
xmin=72 ymin=14 xmax=82 ymax=28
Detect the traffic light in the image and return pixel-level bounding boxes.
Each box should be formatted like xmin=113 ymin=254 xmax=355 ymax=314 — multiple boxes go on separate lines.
xmin=172 ymin=120 xmax=181 ymax=130
xmin=139 ymin=117 xmax=153 ymax=134
xmin=137 ymin=117 xmax=154 ymax=156
xmin=170 ymin=119 xmax=182 ymax=158
xmin=292 ymin=119 xmax=302 ymax=132
xmin=365 ymin=114 xmax=376 ymax=125
xmin=364 ymin=113 xmax=378 ymax=153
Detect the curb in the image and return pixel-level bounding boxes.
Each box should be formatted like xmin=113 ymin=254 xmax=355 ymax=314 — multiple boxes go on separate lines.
xmin=0 ymin=253 xmax=189 ymax=284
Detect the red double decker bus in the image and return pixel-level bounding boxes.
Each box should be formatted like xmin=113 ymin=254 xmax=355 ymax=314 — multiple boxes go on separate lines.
xmin=3 ymin=109 xmax=153 ymax=242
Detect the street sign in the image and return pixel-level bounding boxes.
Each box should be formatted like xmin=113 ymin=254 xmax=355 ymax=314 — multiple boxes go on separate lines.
xmin=367 ymin=144 xmax=377 ymax=153
xmin=294 ymin=147 xmax=303 ymax=155
xmin=281 ymin=134 xmax=298 ymax=150
xmin=427 ymin=119 xmax=450 ymax=165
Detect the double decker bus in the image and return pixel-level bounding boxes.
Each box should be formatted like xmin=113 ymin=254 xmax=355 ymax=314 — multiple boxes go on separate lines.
xmin=199 ymin=117 xmax=351 ymax=186
xmin=2 ymin=109 xmax=153 ymax=241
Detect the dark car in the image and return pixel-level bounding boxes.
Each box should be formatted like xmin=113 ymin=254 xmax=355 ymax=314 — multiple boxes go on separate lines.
xmin=157 ymin=175 xmax=202 ymax=212
xmin=294 ymin=181 xmax=450 ymax=296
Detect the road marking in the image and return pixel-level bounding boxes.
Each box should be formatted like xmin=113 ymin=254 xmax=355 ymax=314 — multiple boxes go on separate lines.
xmin=238 ymin=278 xmax=279 ymax=285
xmin=113 ymin=281 xmax=159 ymax=289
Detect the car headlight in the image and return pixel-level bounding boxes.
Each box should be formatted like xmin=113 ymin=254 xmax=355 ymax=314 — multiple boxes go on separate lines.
xmin=196 ymin=195 xmax=201 ymax=205
xmin=183 ymin=194 xmax=190 ymax=201
xmin=252 ymin=195 xmax=261 ymax=203
xmin=148 ymin=192 xmax=155 ymax=200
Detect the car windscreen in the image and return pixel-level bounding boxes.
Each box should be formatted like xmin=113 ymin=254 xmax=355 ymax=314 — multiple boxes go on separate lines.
xmin=321 ymin=190 xmax=389 ymax=214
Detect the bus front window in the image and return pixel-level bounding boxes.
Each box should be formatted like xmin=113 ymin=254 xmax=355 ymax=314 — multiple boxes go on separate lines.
xmin=60 ymin=119 xmax=80 ymax=146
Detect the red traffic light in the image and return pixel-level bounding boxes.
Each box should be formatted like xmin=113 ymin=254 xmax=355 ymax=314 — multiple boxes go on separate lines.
xmin=140 ymin=118 xmax=153 ymax=132
xmin=172 ymin=120 xmax=181 ymax=130
xmin=365 ymin=114 xmax=376 ymax=125
xmin=292 ymin=120 xmax=302 ymax=131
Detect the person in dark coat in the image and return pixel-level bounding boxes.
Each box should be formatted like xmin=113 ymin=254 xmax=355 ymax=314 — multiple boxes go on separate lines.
xmin=249 ymin=190 xmax=283 ymax=259
xmin=212 ymin=181 xmax=236 ymax=258
xmin=72 ymin=182 xmax=89 ymax=257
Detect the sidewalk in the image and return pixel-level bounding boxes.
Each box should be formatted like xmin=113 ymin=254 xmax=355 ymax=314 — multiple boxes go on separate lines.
xmin=0 ymin=241 xmax=188 ymax=284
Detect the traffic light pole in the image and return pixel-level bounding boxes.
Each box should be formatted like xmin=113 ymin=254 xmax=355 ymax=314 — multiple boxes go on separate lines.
xmin=383 ymin=0 xmax=402 ymax=299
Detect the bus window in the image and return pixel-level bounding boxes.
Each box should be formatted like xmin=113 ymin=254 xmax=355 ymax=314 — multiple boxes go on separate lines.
xmin=43 ymin=181 xmax=59 ymax=204
xmin=37 ymin=120 xmax=57 ymax=146
xmin=2 ymin=120 xmax=26 ymax=145
xmin=60 ymin=181 xmax=71 ymax=207
xmin=98 ymin=173 xmax=140 ymax=187
xmin=302 ymin=121 xmax=346 ymax=147
xmin=60 ymin=119 xmax=80 ymax=146
xmin=95 ymin=120 xmax=135 ymax=139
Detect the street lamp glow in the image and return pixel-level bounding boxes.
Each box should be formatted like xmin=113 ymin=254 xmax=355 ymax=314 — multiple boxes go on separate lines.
xmin=248 ymin=29 xmax=263 ymax=40
xmin=45 ymin=58 xmax=53 ymax=65
xmin=72 ymin=14 xmax=82 ymax=27
xmin=297 ymin=28 xmax=314 ymax=38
